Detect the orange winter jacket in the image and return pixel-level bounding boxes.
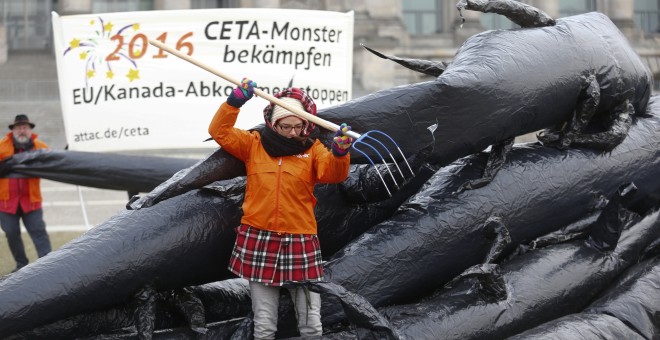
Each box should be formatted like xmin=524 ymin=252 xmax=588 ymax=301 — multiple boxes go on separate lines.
xmin=0 ymin=132 xmax=49 ymax=204
xmin=209 ymin=102 xmax=350 ymax=235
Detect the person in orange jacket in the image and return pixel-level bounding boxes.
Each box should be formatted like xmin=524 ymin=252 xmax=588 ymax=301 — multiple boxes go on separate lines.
xmin=0 ymin=115 xmax=51 ymax=273
xmin=209 ymin=78 xmax=352 ymax=339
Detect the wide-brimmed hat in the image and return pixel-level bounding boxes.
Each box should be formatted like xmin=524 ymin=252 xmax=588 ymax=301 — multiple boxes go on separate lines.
xmin=9 ymin=114 xmax=35 ymax=129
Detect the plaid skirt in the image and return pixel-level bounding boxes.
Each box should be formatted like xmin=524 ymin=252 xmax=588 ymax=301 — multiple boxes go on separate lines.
xmin=228 ymin=224 xmax=324 ymax=286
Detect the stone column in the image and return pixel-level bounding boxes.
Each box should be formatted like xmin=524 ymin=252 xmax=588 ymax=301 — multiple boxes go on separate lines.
xmin=0 ymin=24 xmax=7 ymax=65
xmin=453 ymin=5 xmax=482 ymax=45
xmin=530 ymin=0 xmax=559 ymax=19
xmin=609 ymin=0 xmax=634 ymax=26
xmin=154 ymin=0 xmax=192 ymax=10
xmin=607 ymin=0 xmax=643 ymax=42
xmin=57 ymin=0 xmax=92 ymax=15
xmin=354 ymin=0 xmax=407 ymax=93
xmin=245 ymin=0 xmax=279 ymax=8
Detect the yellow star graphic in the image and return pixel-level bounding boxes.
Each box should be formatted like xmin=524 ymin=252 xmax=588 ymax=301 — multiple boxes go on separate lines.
xmin=126 ymin=68 xmax=140 ymax=82
xmin=104 ymin=22 xmax=114 ymax=32
xmin=87 ymin=69 xmax=95 ymax=78
xmin=132 ymin=49 xmax=141 ymax=58
xmin=132 ymin=23 xmax=140 ymax=31
xmin=79 ymin=51 xmax=87 ymax=60
xmin=106 ymin=70 xmax=114 ymax=79
xmin=69 ymin=38 xmax=81 ymax=49
xmin=90 ymin=20 xmax=95 ymax=26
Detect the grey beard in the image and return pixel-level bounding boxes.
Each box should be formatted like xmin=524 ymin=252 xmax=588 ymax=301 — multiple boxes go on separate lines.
xmin=13 ymin=135 xmax=30 ymax=143
xmin=13 ymin=136 xmax=34 ymax=151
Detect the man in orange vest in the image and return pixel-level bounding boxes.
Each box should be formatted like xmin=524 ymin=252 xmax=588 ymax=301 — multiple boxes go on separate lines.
xmin=0 ymin=115 xmax=51 ymax=273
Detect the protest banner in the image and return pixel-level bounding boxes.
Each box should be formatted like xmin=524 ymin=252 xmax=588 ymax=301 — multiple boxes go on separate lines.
xmin=52 ymin=8 xmax=354 ymax=151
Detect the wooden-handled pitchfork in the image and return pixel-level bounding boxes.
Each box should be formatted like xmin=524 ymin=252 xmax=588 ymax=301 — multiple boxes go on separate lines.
xmin=149 ymin=39 xmax=414 ymax=196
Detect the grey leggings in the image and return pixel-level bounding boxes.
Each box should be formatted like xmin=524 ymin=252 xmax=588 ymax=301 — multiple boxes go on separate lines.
xmin=249 ymin=281 xmax=322 ymax=340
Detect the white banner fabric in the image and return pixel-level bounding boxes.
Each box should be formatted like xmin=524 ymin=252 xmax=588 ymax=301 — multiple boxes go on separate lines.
xmin=52 ymin=8 xmax=354 ymax=152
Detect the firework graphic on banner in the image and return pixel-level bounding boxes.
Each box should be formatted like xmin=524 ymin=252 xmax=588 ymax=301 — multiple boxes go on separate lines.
xmin=63 ymin=17 xmax=141 ymax=85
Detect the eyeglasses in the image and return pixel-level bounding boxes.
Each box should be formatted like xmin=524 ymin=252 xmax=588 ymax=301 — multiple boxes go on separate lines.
xmin=277 ymin=124 xmax=304 ymax=132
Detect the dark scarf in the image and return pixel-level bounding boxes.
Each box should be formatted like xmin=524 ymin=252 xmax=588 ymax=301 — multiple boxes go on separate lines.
xmin=259 ymin=126 xmax=318 ymax=157
xmin=13 ymin=137 xmax=34 ymax=153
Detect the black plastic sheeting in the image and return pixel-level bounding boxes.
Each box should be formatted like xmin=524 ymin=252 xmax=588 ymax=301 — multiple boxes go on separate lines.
xmin=317 ymin=11 xmax=652 ymax=165
xmin=584 ymin=256 xmax=660 ymax=339
xmin=282 ymin=281 xmax=398 ymax=340
xmin=0 ymin=149 xmax=198 ymax=193
xmin=370 ymin=201 xmax=659 ymax=339
xmin=0 ymin=184 xmax=244 ymax=336
xmin=0 ymin=151 xmax=434 ymax=337
xmin=510 ymin=254 xmax=660 ymax=339
xmin=315 ymin=195 xmax=659 ymax=340
xmin=5 ymin=279 xmax=251 ymax=340
xmin=2 ymin=108 xmax=659 ymax=337
xmin=0 ymin=6 xmax=658 ymax=339
xmin=65 ymin=193 xmax=656 ymax=340
xmin=509 ymin=314 xmax=646 ymax=340
xmin=22 ymin=109 xmax=656 ymax=339
xmin=359 ymin=44 xmax=448 ymax=77
xmin=320 ymin=106 xmax=660 ymax=324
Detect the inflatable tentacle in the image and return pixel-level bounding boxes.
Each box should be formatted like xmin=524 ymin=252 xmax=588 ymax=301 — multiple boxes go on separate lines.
xmin=457 ymin=0 xmax=556 ymax=28
xmin=361 ymin=44 xmax=448 ymax=77
xmin=571 ymin=100 xmax=635 ymax=150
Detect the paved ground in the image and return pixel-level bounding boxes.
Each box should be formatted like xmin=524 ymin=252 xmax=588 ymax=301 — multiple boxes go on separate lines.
xmin=40 ymin=179 xmax=130 ymax=231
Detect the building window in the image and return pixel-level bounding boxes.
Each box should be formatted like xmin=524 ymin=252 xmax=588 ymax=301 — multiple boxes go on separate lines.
xmin=635 ymin=0 xmax=660 ymax=33
xmin=0 ymin=0 xmax=53 ymax=50
xmin=480 ymin=13 xmax=516 ymax=30
xmin=92 ymin=0 xmax=154 ymax=13
xmin=559 ymin=0 xmax=597 ymax=17
xmin=403 ymin=0 xmax=443 ymax=35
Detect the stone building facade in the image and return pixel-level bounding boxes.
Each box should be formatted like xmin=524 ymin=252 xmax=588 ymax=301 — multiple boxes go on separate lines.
xmin=0 ymin=0 xmax=659 ymax=146
xmin=1 ymin=0 xmax=659 ymax=97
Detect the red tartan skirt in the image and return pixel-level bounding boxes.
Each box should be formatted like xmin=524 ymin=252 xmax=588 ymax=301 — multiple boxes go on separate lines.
xmin=228 ymin=224 xmax=324 ymax=286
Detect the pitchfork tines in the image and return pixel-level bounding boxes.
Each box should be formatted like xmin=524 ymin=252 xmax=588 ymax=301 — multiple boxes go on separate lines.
xmin=348 ymin=129 xmax=415 ymax=197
